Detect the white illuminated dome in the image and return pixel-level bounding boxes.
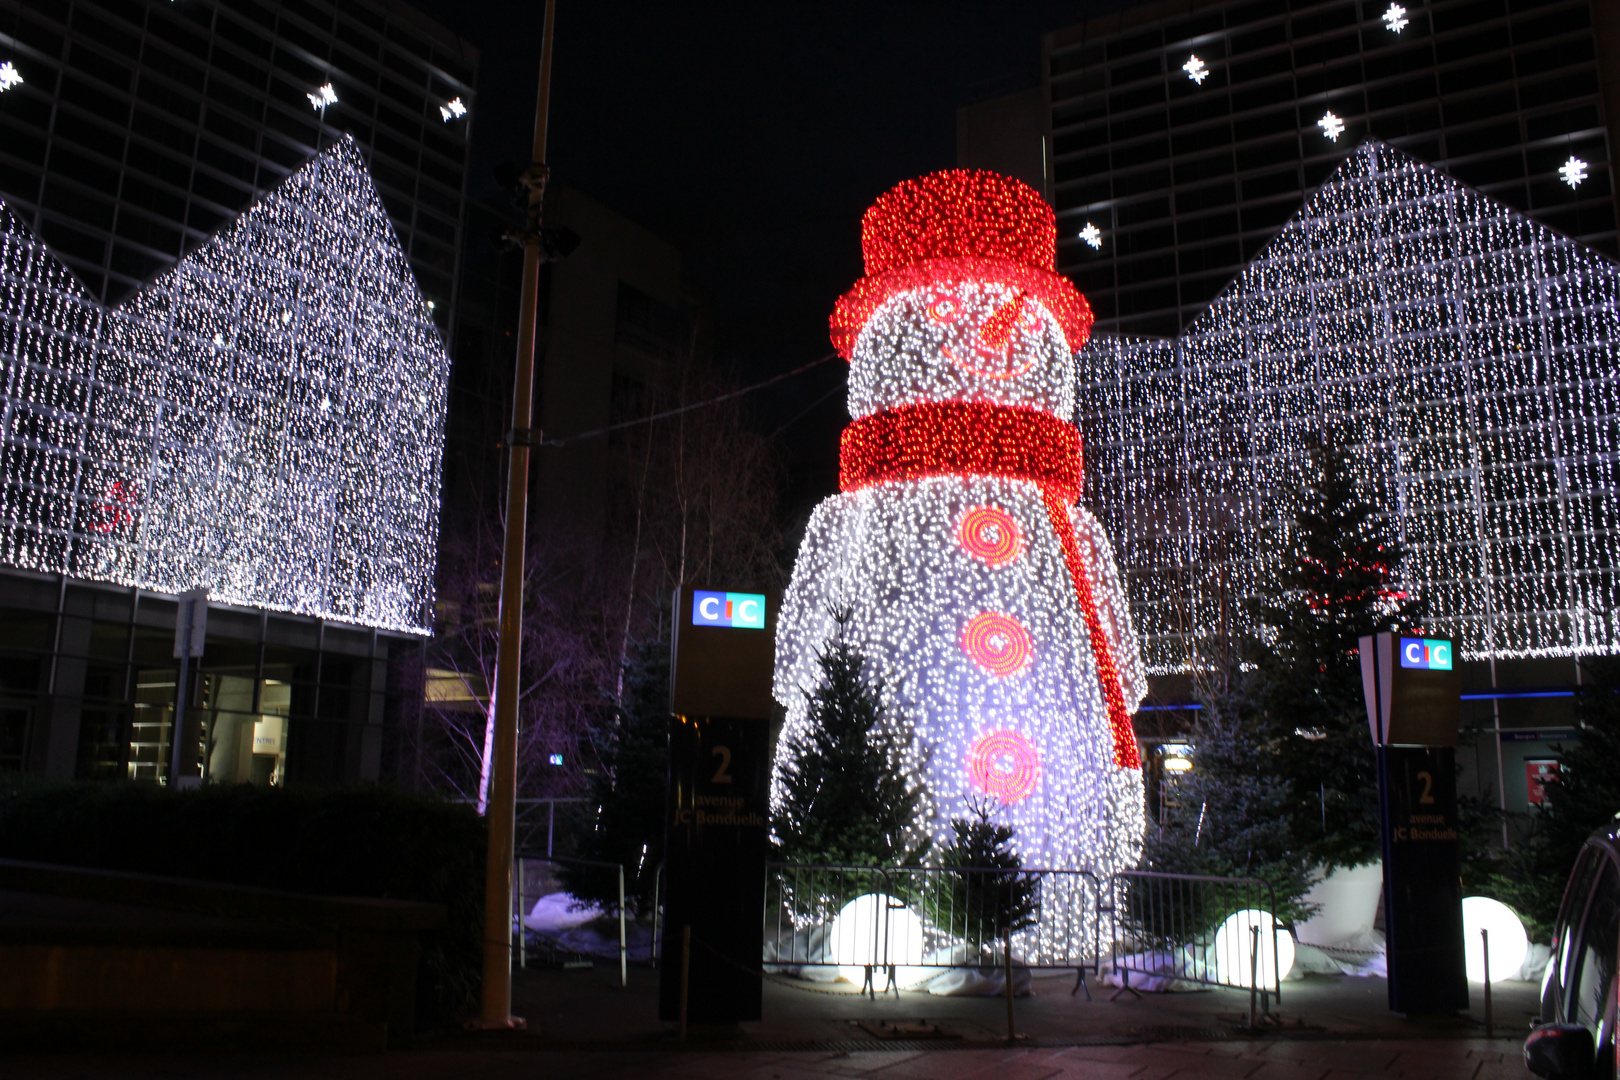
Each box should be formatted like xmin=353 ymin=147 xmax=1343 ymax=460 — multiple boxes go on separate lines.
xmin=1463 ymin=896 xmax=1528 ymax=983
xmin=1212 ymin=909 xmax=1295 ymax=988
xmin=828 ymin=893 xmax=926 ymax=985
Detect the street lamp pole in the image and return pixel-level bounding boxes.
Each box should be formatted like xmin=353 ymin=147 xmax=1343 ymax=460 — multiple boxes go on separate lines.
xmin=478 ymin=0 xmax=557 ymax=1029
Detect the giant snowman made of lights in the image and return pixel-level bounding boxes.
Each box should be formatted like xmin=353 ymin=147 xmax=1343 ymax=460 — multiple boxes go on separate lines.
xmin=773 ymin=169 xmax=1146 ymax=883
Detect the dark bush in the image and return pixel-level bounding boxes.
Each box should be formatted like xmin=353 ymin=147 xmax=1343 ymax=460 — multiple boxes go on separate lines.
xmin=0 ymin=779 xmax=485 ymax=1029
xmin=1489 ymin=657 xmax=1620 ymax=938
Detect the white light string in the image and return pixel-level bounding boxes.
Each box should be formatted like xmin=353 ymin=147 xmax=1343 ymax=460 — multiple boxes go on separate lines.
xmin=1076 ymin=141 xmax=1620 ymax=671
xmin=0 ymin=136 xmax=449 ymax=633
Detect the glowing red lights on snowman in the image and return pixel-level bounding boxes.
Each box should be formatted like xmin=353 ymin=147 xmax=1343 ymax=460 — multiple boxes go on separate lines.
xmin=772 ymin=169 xmax=1147 ymax=883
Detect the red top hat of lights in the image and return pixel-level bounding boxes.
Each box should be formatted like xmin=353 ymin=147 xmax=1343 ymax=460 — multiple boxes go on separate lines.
xmin=829 ymin=169 xmax=1094 ymax=359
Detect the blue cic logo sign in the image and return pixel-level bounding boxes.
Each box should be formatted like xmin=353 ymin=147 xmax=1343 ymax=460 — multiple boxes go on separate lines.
xmin=692 ymin=590 xmax=767 ymax=629
xmin=1399 ymin=637 xmax=1453 ymax=671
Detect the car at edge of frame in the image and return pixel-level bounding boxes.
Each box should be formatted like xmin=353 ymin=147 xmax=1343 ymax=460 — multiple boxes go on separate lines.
xmin=1525 ymin=817 xmax=1620 ymax=1079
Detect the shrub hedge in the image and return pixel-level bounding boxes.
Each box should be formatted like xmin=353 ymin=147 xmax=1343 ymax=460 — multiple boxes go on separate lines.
xmin=0 ymin=778 xmax=485 ymax=1029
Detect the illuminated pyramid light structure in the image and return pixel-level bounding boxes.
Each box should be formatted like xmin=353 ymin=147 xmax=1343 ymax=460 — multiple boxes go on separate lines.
xmin=0 ymin=136 xmax=447 ymax=634
xmin=1077 ymin=141 xmax=1620 ymax=672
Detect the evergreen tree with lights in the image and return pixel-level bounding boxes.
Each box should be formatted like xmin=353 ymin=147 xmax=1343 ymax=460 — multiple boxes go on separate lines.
xmin=1488 ymin=656 xmax=1620 ymax=936
xmin=933 ymin=800 xmax=1039 ymax=951
xmin=1251 ymin=437 xmax=1423 ymax=871
xmin=773 ymin=609 xmax=928 ymax=866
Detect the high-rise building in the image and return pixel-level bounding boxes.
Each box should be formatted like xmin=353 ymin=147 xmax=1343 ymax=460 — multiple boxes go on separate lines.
xmin=0 ymin=0 xmax=473 ymax=318
xmin=1077 ymin=141 xmax=1620 ymax=813
xmin=957 ymin=88 xmax=1048 ymax=193
xmin=0 ymin=0 xmax=466 ymax=785
xmin=448 ymin=186 xmax=695 ymax=535
xmin=1044 ymin=0 xmax=1620 ymax=338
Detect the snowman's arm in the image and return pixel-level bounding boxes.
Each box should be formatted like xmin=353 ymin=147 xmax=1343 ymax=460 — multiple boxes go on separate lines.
xmin=1069 ymin=504 xmax=1147 ymax=712
xmin=773 ymin=495 xmax=857 ymax=710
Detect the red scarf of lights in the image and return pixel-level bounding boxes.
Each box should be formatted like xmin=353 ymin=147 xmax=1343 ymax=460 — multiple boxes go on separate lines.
xmin=839 ymin=402 xmax=1083 ymax=501
xmin=839 ymin=401 xmax=1141 ymax=769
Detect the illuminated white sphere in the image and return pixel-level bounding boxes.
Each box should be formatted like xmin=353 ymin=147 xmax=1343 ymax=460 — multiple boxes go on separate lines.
xmin=1212 ymin=909 xmax=1295 ymax=988
xmin=828 ymin=893 xmax=926 ymax=985
xmin=1462 ymin=896 xmax=1528 ymax=983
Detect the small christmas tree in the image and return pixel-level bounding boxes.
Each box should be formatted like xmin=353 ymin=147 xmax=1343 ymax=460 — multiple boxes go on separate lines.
xmin=773 ymin=609 xmax=928 ymax=866
xmin=932 ymin=800 xmax=1039 ymax=953
xmin=562 ymin=635 xmax=670 ymax=915
xmin=1141 ymin=663 xmax=1317 ymax=928
xmin=1251 ymin=437 xmax=1423 ymax=870
xmin=1490 ymin=656 xmax=1620 ymax=936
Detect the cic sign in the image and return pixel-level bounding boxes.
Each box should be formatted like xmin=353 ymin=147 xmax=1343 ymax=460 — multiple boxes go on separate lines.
xmin=1399 ymin=636 xmax=1453 ymax=672
xmin=691 ymin=590 xmax=767 ymax=629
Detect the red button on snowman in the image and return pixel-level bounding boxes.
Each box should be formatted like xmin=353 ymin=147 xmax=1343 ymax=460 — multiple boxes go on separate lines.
xmin=772 ymin=169 xmax=1146 ymax=886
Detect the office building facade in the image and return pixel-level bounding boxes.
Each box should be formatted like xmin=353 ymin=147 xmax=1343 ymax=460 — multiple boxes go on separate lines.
xmin=447 ymin=185 xmax=696 ymax=532
xmin=1077 ymin=141 xmax=1620 ymax=812
xmin=0 ymin=0 xmax=465 ymax=785
xmin=0 ymin=0 xmax=473 ymax=317
xmin=1045 ymin=0 xmax=1620 ymax=338
xmin=1080 ymin=140 xmax=1620 ymax=673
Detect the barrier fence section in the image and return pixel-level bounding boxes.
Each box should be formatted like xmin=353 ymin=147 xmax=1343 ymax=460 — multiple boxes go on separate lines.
xmin=514 ymin=853 xmax=629 ymax=986
xmin=454 ymin=797 xmax=586 ymax=857
xmin=763 ymin=862 xmax=1103 ymax=996
xmin=1105 ymin=869 xmax=1282 ymax=1014
xmin=508 ymin=857 xmax=1287 ymax=1014
xmin=515 ymin=797 xmax=587 ymax=856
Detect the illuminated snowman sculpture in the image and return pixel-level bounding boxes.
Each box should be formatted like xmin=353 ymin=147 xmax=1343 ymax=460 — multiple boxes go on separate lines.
xmin=773 ymin=169 xmax=1146 ymax=893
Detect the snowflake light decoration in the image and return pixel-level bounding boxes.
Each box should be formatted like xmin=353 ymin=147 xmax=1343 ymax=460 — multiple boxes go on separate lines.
xmin=306 ymin=82 xmax=338 ymax=110
xmin=439 ymin=96 xmax=467 ymax=122
xmin=1075 ymin=141 xmax=1620 ymax=669
xmin=1318 ymin=111 xmax=1345 ymax=141
xmin=1079 ymin=222 xmax=1102 ymax=249
xmin=0 ymin=62 xmax=21 ymax=92
xmin=1383 ymin=3 xmax=1408 ymax=32
xmin=0 ymin=136 xmax=448 ymax=633
xmin=1183 ymin=55 xmax=1208 ymax=85
xmin=777 ymin=170 xmax=1145 ymax=941
xmin=1560 ymin=156 xmax=1588 ymax=188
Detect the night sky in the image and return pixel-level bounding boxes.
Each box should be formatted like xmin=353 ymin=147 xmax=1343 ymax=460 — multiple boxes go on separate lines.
xmin=409 ymin=0 xmax=1127 ymax=513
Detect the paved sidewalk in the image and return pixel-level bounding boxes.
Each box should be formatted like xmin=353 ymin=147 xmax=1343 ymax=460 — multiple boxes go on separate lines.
xmin=500 ymin=957 xmax=1539 ymax=1049
xmin=3 ymin=1037 xmax=1528 ymax=1079
xmin=2 ymin=964 xmax=1540 ymax=1077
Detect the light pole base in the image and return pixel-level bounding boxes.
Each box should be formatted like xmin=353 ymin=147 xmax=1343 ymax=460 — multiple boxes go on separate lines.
xmin=463 ymin=1016 xmax=528 ymax=1031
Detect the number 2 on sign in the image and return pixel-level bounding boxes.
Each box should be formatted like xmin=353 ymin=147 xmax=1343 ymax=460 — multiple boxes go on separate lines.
xmin=710 ymin=745 xmax=733 ymax=784
xmin=1416 ymin=770 xmax=1435 ymax=804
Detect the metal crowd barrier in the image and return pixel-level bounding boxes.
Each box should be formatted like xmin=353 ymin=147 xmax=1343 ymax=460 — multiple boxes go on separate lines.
xmin=763 ymin=862 xmax=1103 ymax=997
xmin=1104 ymin=869 xmax=1282 ymax=1019
xmin=511 ymin=854 xmax=1287 ymax=1019
xmin=514 ymin=853 xmax=629 ymax=986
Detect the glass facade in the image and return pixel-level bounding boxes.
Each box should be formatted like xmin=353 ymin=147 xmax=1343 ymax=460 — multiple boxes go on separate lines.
xmin=1046 ymin=0 xmax=1617 ymax=338
xmin=1 ymin=566 xmax=416 ymax=784
xmin=0 ymin=0 xmax=462 ymax=784
xmin=0 ymin=0 xmax=473 ymax=321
